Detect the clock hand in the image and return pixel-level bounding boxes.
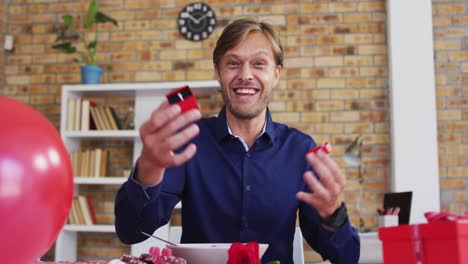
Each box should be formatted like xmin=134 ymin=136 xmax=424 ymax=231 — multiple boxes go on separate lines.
xmin=195 ymin=13 xmax=211 ymax=23
xmin=181 ymin=12 xmax=199 ymax=24
xmin=188 ymin=14 xmax=199 ymax=24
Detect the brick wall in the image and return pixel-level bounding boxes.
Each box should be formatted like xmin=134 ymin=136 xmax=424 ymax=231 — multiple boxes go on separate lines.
xmin=0 ymin=1 xmax=7 ymax=88
xmin=1 ymin=0 xmax=466 ymax=262
xmin=432 ymin=0 xmax=468 ymax=214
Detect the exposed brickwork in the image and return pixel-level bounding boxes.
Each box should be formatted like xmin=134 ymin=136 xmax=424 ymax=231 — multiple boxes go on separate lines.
xmin=0 ymin=1 xmax=8 ymax=87
xmin=432 ymin=0 xmax=468 ymax=217
xmin=1 ymin=0 xmax=466 ymax=262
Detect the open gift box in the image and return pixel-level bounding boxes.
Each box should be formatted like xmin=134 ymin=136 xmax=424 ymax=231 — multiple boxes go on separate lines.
xmin=378 ymin=219 xmax=468 ymax=264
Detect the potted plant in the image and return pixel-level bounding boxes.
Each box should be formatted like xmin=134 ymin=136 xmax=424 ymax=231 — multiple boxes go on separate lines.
xmin=52 ymin=0 xmax=118 ymax=84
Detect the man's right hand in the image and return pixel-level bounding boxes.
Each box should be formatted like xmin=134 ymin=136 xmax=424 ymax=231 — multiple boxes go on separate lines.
xmin=136 ymin=101 xmax=202 ymax=186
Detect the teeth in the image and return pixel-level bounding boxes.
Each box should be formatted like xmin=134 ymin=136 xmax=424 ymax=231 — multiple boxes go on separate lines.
xmin=234 ymin=88 xmax=256 ymax=95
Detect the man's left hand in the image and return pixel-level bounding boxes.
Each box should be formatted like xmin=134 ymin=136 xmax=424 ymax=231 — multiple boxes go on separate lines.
xmin=296 ymin=149 xmax=346 ymax=218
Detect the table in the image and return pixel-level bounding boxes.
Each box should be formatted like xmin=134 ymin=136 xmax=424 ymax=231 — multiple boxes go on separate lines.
xmin=34 ymin=260 xmax=108 ymax=264
xmin=359 ymin=232 xmax=383 ymax=264
xmin=38 ymin=232 xmax=382 ymax=264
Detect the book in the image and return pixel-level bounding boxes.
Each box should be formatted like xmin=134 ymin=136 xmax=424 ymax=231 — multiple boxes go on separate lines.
xmin=72 ymin=196 xmax=86 ymax=224
xmin=68 ymin=197 xmax=78 ymax=224
xmin=104 ymin=106 xmax=118 ymax=130
xmin=80 ymin=149 xmax=89 ymax=177
xmin=108 ymin=106 xmax=122 ymax=129
xmin=86 ymin=195 xmax=97 ymax=224
xmin=100 ymin=149 xmax=108 ymax=177
xmin=74 ymin=98 xmax=81 ymax=131
xmin=81 ymin=100 xmax=90 ymax=131
xmin=89 ymin=104 xmax=102 ymax=130
xmin=97 ymin=106 xmax=112 ymax=130
xmin=89 ymin=149 xmax=96 ymax=177
xmin=78 ymin=195 xmax=94 ymax=225
xmin=66 ymin=98 xmax=76 ymax=131
xmin=70 ymin=152 xmax=78 ymax=177
xmin=93 ymin=148 xmax=102 ymax=177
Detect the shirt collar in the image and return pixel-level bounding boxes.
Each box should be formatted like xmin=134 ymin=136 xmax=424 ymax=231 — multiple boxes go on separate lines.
xmin=214 ymin=106 xmax=276 ymax=144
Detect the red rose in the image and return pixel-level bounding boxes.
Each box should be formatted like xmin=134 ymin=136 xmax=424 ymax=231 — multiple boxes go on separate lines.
xmin=227 ymin=242 xmax=260 ymax=264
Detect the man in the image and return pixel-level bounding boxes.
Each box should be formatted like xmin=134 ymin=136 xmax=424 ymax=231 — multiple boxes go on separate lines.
xmin=115 ymin=18 xmax=360 ymax=263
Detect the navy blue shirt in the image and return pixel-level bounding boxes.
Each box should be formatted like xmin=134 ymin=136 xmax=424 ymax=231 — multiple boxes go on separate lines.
xmin=115 ymin=107 xmax=360 ymax=263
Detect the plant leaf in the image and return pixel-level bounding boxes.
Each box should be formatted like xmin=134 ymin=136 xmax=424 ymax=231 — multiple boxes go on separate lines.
xmin=87 ymin=41 xmax=97 ymax=50
xmin=62 ymin=14 xmax=73 ymax=30
xmin=95 ymin=11 xmax=118 ymax=26
xmin=51 ymin=42 xmax=76 ymax=54
xmin=85 ymin=0 xmax=98 ymax=29
xmin=54 ymin=31 xmax=66 ymax=42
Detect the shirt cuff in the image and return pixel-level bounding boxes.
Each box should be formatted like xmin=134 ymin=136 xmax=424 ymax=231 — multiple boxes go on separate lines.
xmin=126 ymin=161 xmax=162 ymax=208
xmin=320 ymin=219 xmax=356 ymax=244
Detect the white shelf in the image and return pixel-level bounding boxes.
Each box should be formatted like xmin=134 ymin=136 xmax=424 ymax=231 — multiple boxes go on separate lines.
xmin=56 ymin=80 xmax=219 ymax=261
xmin=74 ymin=177 xmax=181 ymax=209
xmin=62 ymin=80 xmax=219 ymax=96
xmin=74 ymin=177 xmax=127 ymax=185
xmin=63 ymin=224 xmax=116 ymax=232
xmin=63 ymin=130 xmax=139 ymax=139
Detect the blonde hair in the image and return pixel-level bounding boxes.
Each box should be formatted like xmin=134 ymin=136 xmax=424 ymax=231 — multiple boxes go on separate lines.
xmin=213 ymin=18 xmax=283 ymax=69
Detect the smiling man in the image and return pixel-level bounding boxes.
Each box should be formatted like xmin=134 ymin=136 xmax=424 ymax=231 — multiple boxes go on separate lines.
xmin=114 ymin=18 xmax=360 ymax=264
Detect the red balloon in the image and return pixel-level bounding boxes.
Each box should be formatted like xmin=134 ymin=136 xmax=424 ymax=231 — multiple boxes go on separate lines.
xmin=0 ymin=97 xmax=73 ymax=263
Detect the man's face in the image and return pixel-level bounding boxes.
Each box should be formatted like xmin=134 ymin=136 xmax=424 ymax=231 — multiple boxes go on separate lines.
xmin=215 ymin=32 xmax=281 ymax=120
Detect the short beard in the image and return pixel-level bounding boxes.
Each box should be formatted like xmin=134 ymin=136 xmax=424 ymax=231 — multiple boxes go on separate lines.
xmin=220 ymin=89 xmax=271 ymax=120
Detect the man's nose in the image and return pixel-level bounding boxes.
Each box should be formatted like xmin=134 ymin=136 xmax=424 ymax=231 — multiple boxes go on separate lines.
xmin=237 ymin=64 xmax=253 ymax=80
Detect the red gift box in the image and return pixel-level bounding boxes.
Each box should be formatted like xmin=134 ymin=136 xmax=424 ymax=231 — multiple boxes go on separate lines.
xmin=378 ymin=220 xmax=468 ymax=264
xmin=165 ymin=85 xmax=199 ymax=113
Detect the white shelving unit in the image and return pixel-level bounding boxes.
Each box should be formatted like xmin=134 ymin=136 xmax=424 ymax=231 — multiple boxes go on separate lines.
xmin=55 ymin=80 xmax=220 ymax=261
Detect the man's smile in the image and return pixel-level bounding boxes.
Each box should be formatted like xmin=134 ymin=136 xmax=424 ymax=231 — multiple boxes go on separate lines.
xmin=233 ymin=87 xmax=259 ymax=95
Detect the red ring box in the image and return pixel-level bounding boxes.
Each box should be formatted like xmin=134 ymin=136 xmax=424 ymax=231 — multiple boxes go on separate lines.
xmin=165 ymin=85 xmax=199 ymax=113
xmin=307 ymin=141 xmax=332 ymax=155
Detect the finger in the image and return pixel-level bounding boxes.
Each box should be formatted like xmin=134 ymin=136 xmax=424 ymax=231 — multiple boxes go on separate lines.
xmin=170 ymin=143 xmax=198 ymax=167
xmin=306 ymin=150 xmax=342 ymax=194
xmin=150 ymin=103 xmax=182 ymax=130
xmin=158 ymin=109 xmax=202 ymax=140
xmin=296 ymin=191 xmax=318 ymax=206
xmin=161 ymin=123 xmax=200 ymax=151
xmin=320 ymin=152 xmax=346 ymax=188
xmin=303 ymin=170 xmax=329 ymax=200
xmin=306 ymin=151 xmax=335 ymax=189
xmin=296 ymin=172 xmax=323 ymax=205
xmin=139 ymin=102 xmax=180 ymax=137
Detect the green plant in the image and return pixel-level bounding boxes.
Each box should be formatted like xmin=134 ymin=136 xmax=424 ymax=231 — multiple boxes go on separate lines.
xmin=52 ymin=0 xmax=118 ymax=65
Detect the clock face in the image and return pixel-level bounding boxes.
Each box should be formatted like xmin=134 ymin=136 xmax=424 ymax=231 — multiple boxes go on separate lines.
xmin=177 ymin=2 xmax=217 ymax=42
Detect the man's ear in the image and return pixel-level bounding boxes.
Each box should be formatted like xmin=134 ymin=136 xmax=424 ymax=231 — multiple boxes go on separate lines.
xmin=213 ymin=64 xmax=223 ymax=92
xmin=214 ymin=64 xmax=221 ymax=82
xmin=273 ymin=65 xmax=282 ymax=86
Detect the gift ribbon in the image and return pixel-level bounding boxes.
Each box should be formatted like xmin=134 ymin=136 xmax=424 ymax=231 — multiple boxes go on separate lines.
xmin=424 ymin=211 xmax=468 ymax=222
xmin=411 ymin=224 xmax=425 ymax=264
xmin=409 ymin=211 xmax=468 ymax=264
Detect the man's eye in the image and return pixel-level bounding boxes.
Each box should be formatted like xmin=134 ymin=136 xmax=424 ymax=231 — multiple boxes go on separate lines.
xmin=254 ymin=61 xmax=266 ymax=67
xmin=227 ymin=61 xmax=239 ymax=67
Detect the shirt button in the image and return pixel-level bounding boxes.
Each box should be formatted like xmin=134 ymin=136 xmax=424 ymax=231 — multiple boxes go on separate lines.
xmin=245 ymin=185 xmax=250 ymax=191
xmin=246 ymin=152 xmax=251 ymax=157
xmin=242 ymin=217 xmax=248 ymax=228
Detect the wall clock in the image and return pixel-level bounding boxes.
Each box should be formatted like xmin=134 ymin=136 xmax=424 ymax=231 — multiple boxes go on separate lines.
xmin=177 ymin=2 xmax=217 ymax=42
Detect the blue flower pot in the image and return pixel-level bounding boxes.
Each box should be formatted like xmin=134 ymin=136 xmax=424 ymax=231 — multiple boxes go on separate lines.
xmin=81 ymin=65 xmax=103 ymax=84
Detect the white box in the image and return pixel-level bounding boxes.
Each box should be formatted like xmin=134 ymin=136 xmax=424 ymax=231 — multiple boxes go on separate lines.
xmin=378 ymin=215 xmax=399 ymax=227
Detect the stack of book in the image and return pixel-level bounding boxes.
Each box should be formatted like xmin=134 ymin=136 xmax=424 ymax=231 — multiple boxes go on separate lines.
xmin=66 ymin=98 xmax=121 ymax=131
xmin=70 ymin=148 xmax=108 ymax=177
xmin=68 ymin=195 xmax=97 ymax=225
